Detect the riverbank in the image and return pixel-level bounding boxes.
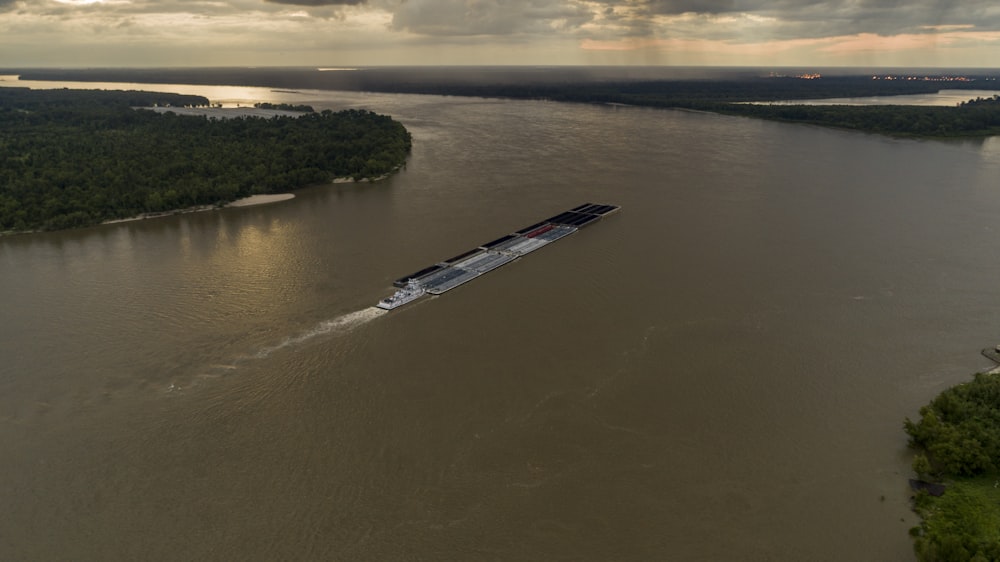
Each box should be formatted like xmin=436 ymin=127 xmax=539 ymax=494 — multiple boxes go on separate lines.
xmin=1 ymin=172 xmax=393 ymax=237
xmin=225 ymin=193 xmax=295 ymax=207
xmin=911 ymin=476 xmax=1000 ymax=561
xmin=101 ymin=193 xmax=296 ymax=225
xmin=142 ymin=106 xmax=307 ymax=119
xmin=98 ymin=178 xmax=389 ymax=227
xmin=906 ymin=370 xmax=1000 ymax=560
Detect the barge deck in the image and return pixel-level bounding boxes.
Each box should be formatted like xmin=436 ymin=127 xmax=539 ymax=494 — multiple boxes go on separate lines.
xmin=377 ymin=203 xmax=619 ymax=308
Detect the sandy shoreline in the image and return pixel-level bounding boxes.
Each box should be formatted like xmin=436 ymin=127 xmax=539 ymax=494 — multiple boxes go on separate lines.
xmin=226 ymin=193 xmax=295 ymax=207
xmin=100 ymin=193 xmax=295 ymax=225
xmin=5 ymin=172 xmax=393 ymax=236
xmin=4 ymin=172 xmax=397 ymax=236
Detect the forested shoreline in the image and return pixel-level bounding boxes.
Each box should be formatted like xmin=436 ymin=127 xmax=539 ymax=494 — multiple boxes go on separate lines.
xmin=719 ymin=94 xmax=1000 ymax=137
xmin=0 ymin=87 xmax=411 ymax=232
xmin=905 ymin=371 xmax=1000 ymax=561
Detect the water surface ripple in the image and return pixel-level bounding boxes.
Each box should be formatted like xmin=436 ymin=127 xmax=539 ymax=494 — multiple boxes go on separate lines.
xmin=3 ymin=82 xmax=1000 ymax=561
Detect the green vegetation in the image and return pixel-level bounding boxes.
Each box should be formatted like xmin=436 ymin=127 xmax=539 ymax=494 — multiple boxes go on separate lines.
xmin=717 ymin=95 xmax=1000 ymax=138
xmin=906 ymin=372 xmax=1000 ymax=561
xmin=253 ymin=102 xmax=315 ymax=112
xmin=0 ymin=87 xmax=410 ymax=232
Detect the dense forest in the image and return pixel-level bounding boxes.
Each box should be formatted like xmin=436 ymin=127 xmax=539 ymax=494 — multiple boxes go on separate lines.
xmin=905 ymin=372 xmax=1000 ymax=561
xmin=0 ymin=87 xmax=410 ymax=232
xmin=254 ymin=102 xmax=315 ymax=112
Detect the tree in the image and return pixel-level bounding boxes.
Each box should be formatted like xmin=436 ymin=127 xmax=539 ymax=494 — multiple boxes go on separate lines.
xmin=913 ymin=453 xmax=933 ymax=479
xmin=0 ymin=87 xmax=411 ymax=232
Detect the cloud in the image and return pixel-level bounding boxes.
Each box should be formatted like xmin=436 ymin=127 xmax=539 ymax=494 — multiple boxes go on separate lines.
xmin=595 ymin=0 xmax=1000 ymax=41
xmin=265 ymin=0 xmax=365 ymax=6
xmin=820 ymin=29 xmax=1000 ymax=52
xmin=10 ymin=0 xmax=1000 ymax=43
xmin=637 ymin=0 xmax=738 ymax=16
xmin=579 ymin=26 xmax=1000 ymax=68
xmin=4 ymin=0 xmax=1000 ymax=66
xmin=389 ymin=0 xmax=593 ymax=36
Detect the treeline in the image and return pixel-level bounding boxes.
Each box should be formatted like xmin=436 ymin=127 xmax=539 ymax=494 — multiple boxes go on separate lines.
xmin=15 ymin=68 xmax=996 ymax=102
xmin=907 ymin=372 xmax=1000 ymax=477
xmin=562 ymin=84 xmax=1000 ymax=138
xmin=717 ymin=99 xmax=1000 ymax=137
xmin=357 ymin=76 xmax=986 ymax=103
xmin=905 ymin=372 xmax=1000 ymax=561
xmin=0 ymin=88 xmax=410 ymax=232
xmin=491 ymin=80 xmax=1000 ymax=137
xmin=254 ymin=102 xmax=314 ymax=112
xmin=0 ymin=86 xmax=209 ymax=110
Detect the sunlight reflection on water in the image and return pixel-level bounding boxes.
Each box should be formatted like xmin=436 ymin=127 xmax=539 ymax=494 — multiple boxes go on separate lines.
xmin=0 ymin=76 xmax=302 ymax=107
xmin=976 ymin=136 xmax=1000 ymax=167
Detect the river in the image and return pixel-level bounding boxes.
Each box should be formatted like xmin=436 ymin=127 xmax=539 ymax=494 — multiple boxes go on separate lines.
xmin=3 ymin=79 xmax=1000 ymax=561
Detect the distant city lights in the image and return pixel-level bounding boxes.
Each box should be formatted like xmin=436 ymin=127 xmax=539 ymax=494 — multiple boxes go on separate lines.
xmin=768 ymin=72 xmax=822 ymax=79
xmin=871 ymin=75 xmax=974 ymax=82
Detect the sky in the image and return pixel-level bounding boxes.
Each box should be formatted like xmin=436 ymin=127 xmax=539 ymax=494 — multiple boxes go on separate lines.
xmin=2 ymin=0 xmax=1000 ymax=68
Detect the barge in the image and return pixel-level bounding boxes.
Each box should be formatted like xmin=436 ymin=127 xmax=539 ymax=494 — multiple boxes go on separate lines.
xmin=375 ymin=203 xmax=619 ymax=310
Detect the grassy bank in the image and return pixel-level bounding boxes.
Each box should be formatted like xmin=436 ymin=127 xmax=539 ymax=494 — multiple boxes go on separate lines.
xmin=912 ymin=476 xmax=1000 ymax=561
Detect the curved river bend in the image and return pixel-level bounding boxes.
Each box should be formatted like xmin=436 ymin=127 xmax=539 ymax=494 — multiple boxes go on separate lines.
xmin=3 ymin=82 xmax=1000 ymax=560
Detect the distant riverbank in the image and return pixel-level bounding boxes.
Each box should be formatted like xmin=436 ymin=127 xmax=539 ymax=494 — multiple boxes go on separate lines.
xmin=12 ymin=68 xmax=1000 ymax=138
xmin=173 ymin=77 xmax=1000 ymax=138
xmin=143 ymin=106 xmax=307 ymax=119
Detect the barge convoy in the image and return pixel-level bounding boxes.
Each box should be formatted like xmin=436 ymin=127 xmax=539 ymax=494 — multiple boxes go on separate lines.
xmin=376 ymin=203 xmax=619 ymax=310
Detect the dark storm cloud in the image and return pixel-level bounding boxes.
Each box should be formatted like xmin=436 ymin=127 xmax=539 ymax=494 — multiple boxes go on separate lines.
xmin=390 ymin=0 xmax=593 ymax=36
xmin=599 ymin=0 xmax=1000 ymax=40
xmin=640 ymin=0 xmax=736 ymax=14
xmin=7 ymin=0 xmax=1000 ymax=67
xmin=348 ymin=0 xmax=1000 ymax=42
xmin=264 ymin=0 xmax=365 ymax=6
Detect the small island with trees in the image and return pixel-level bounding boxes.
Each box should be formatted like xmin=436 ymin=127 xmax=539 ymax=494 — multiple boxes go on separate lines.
xmin=905 ymin=370 xmax=1000 ymax=561
xmin=0 ymin=87 xmax=411 ymax=233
